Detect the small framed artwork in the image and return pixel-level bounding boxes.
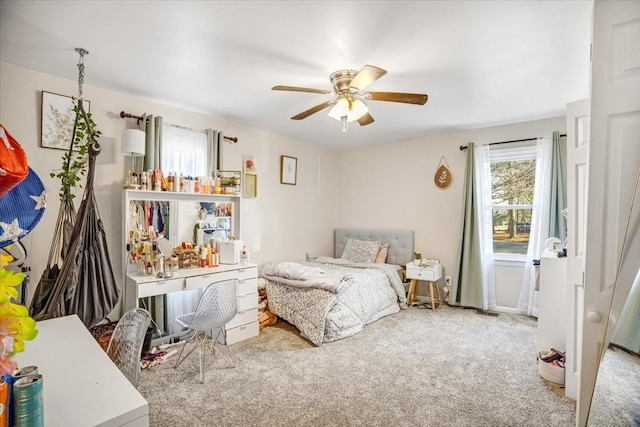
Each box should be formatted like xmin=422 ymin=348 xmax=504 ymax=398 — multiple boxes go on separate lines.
xmin=243 ymin=154 xmax=257 ymax=175
xmin=40 ymin=91 xmax=90 ymax=150
xmin=243 ymin=174 xmax=257 ymax=198
xmin=280 ymin=155 xmax=297 ymax=185
xmin=218 ymin=170 xmax=241 ymax=195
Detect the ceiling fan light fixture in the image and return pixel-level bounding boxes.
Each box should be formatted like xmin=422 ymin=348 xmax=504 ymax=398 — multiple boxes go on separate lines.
xmin=327 ymin=97 xmax=369 ymax=123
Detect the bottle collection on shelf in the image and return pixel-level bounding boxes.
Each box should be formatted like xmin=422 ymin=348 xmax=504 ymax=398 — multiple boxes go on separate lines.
xmin=125 ymin=169 xmax=233 ymax=194
xmin=127 ymin=227 xmax=238 ymax=277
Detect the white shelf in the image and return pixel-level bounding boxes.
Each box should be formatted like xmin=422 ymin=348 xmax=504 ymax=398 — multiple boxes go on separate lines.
xmin=124 ymin=189 xmax=240 ymax=202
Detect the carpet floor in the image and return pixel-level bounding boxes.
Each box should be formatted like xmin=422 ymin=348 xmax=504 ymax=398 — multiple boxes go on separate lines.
xmin=137 ymin=305 xmax=594 ymax=426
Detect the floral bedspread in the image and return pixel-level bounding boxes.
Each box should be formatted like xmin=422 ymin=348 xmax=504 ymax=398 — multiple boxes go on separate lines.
xmin=263 ymin=258 xmax=406 ymax=346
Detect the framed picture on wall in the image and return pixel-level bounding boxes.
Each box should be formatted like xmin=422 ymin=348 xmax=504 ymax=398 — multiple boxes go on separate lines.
xmin=243 ymin=174 xmax=257 ymax=198
xmin=280 ymin=155 xmax=297 ymax=185
xmin=40 ymin=91 xmax=90 ymax=150
xmin=219 ymin=170 xmax=241 ymax=195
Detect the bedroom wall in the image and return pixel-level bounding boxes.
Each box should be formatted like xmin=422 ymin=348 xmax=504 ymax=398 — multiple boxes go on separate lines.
xmin=1 ymin=59 xmax=569 ymax=314
xmin=336 ymin=116 xmax=567 ymax=311
xmin=0 ymin=62 xmax=338 ymax=312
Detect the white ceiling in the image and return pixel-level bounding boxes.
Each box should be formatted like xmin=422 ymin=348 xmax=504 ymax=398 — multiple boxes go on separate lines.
xmin=0 ymin=1 xmax=592 ymax=149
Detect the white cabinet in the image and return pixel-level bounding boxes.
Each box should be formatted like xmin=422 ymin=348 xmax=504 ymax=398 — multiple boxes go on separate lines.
xmin=536 ymin=250 xmax=568 ymax=352
xmin=122 ymin=190 xmax=259 ymax=345
xmin=405 ymin=262 xmax=443 ymax=311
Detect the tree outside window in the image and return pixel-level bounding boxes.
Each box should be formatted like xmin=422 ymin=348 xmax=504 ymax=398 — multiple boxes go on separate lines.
xmin=491 ymin=158 xmax=536 ymax=255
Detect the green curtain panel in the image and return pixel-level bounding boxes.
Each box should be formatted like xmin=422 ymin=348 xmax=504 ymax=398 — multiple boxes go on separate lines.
xmin=549 ymin=131 xmax=567 ymax=242
xmin=453 ymin=142 xmax=484 ymax=308
xmin=143 ymin=115 xmax=163 ymax=171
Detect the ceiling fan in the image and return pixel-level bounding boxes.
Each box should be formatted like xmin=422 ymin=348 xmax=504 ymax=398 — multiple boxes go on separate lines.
xmin=272 ymin=65 xmax=428 ymax=132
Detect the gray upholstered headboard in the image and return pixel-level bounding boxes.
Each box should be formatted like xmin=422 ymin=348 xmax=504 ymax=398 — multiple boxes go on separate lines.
xmin=334 ymin=228 xmax=415 ymax=266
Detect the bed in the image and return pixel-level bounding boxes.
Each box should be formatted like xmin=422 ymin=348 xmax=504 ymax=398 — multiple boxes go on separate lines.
xmin=261 ymin=229 xmax=414 ymax=345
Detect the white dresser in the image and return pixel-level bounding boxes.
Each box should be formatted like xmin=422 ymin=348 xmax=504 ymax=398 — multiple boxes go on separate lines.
xmin=125 ymin=264 xmax=259 ymax=345
xmin=536 ymin=250 xmax=567 ymax=352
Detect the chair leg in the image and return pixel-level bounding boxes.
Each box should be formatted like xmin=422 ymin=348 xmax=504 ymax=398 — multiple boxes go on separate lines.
xmin=174 ymin=330 xmax=235 ymax=382
xmin=174 ymin=331 xmax=198 ymax=369
xmin=199 ymin=341 xmax=205 ymax=383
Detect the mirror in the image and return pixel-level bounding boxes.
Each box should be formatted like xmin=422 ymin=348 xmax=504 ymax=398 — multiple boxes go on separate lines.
xmin=588 ymin=171 xmax=640 ymax=425
xmin=173 ymin=201 xmax=235 ymax=248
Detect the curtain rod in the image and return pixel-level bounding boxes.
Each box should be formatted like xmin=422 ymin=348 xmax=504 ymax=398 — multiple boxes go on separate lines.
xmin=459 ymin=133 xmax=566 ymax=151
xmin=120 ymin=110 xmax=238 ymax=143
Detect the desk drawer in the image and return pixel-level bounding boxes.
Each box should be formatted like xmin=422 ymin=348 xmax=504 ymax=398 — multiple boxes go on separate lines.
xmin=184 ymin=268 xmax=257 ymax=291
xmin=225 ymin=321 xmax=259 ymax=345
xmin=138 ymin=277 xmax=184 ymax=298
xmin=185 ymin=271 xmax=235 ymax=290
xmin=236 ymin=267 xmax=257 ymax=281
xmin=227 ymin=308 xmax=258 ymax=329
xmin=238 ymin=278 xmax=257 ymax=296
xmin=237 ymin=292 xmax=258 ymax=311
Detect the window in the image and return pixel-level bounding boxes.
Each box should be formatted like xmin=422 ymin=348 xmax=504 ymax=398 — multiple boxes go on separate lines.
xmin=489 ymin=145 xmax=537 ymax=256
xmin=161 ymin=124 xmax=208 ymax=177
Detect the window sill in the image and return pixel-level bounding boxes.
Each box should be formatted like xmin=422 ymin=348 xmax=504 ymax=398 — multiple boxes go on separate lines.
xmin=493 ymin=256 xmax=527 ymax=267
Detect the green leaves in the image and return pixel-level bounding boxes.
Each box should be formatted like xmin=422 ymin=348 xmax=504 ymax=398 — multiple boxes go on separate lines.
xmin=50 ymin=101 xmax=102 ymax=202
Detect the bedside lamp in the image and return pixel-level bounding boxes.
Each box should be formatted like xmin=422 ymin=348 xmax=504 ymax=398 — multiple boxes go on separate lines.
xmin=121 ymin=129 xmax=145 ymax=189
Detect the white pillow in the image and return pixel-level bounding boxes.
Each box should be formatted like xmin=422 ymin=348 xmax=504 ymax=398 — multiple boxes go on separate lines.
xmin=341 ymin=238 xmax=380 ymax=263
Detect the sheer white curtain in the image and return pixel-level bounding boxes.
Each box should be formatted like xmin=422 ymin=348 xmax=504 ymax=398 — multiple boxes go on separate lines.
xmin=476 ymin=144 xmax=497 ymax=310
xmin=517 ymin=136 xmax=553 ymax=316
xmin=161 ymin=124 xmax=208 ymax=177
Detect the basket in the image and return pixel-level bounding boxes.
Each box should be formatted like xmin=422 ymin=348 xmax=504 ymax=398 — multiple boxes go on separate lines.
xmin=537 ymin=352 xmax=565 ymax=385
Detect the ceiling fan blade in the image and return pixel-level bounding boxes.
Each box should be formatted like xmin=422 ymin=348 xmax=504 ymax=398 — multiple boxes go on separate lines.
xmin=291 ymin=100 xmax=334 ymax=120
xmin=358 ymin=113 xmax=374 ymax=126
xmin=272 ymin=85 xmax=333 ymax=95
xmin=348 ymin=65 xmax=387 ymax=91
xmin=368 ymin=91 xmax=428 ymax=105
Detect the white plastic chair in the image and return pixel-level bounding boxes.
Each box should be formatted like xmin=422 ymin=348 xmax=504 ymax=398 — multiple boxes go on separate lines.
xmin=174 ymin=279 xmax=238 ymax=382
xmin=106 ymin=308 xmax=152 ymax=387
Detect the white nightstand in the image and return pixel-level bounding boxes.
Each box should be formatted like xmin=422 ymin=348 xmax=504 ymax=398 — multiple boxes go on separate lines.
xmin=405 ymin=262 xmax=443 ymax=311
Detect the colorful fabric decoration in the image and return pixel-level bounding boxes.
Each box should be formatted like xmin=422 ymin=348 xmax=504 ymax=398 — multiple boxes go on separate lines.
xmin=0 ymin=124 xmax=29 ymax=198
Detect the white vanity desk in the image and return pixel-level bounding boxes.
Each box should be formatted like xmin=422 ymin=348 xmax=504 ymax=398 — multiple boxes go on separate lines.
xmin=14 ymin=315 xmax=149 ymax=427
xmin=125 ymin=264 xmax=259 ymax=345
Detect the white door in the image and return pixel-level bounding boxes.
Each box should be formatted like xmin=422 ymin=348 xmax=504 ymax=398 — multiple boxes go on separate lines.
xmin=565 ymin=98 xmax=589 ymax=401
xmin=578 ymin=1 xmax=640 ymax=426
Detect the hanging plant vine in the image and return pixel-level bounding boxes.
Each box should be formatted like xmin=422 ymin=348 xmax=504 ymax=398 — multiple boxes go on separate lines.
xmin=49 ymin=102 xmax=102 ymax=202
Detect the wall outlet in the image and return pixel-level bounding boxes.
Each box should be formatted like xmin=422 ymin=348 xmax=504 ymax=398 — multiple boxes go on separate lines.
xmin=445 ymin=276 xmax=451 ymax=286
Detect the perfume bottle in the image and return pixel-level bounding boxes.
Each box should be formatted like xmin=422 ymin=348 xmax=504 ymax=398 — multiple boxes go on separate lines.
xmin=240 ymin=245 xmax=249 ymax=266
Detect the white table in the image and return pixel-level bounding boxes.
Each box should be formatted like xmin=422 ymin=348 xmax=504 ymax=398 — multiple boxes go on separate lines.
xmin=405 ymin=262 xmax=443 ymax=311
xmin=14 ymin=315 xmax=149 ymax=427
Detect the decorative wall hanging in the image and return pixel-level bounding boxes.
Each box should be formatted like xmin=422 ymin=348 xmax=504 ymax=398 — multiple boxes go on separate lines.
xmin=242 ymin=154 xmax=257 ymax=198
xmin=434 ymin=156 xmax=453 ymax=190
xmin=243 ymin=174 xmax=257 ymax=198
xmin=280 ymin=155 xmax=297 ymax=185
xmin=41 ymin=91 xmax=90 ymax=150
xmin=219 ymin=170 xmax=241 ymax=195
xmin=243 ymin=154 xmax=257 ymax=175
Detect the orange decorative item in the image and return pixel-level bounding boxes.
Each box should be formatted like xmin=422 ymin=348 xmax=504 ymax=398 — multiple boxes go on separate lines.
xmin=0 ymin=124 xmax=29 ymax=198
